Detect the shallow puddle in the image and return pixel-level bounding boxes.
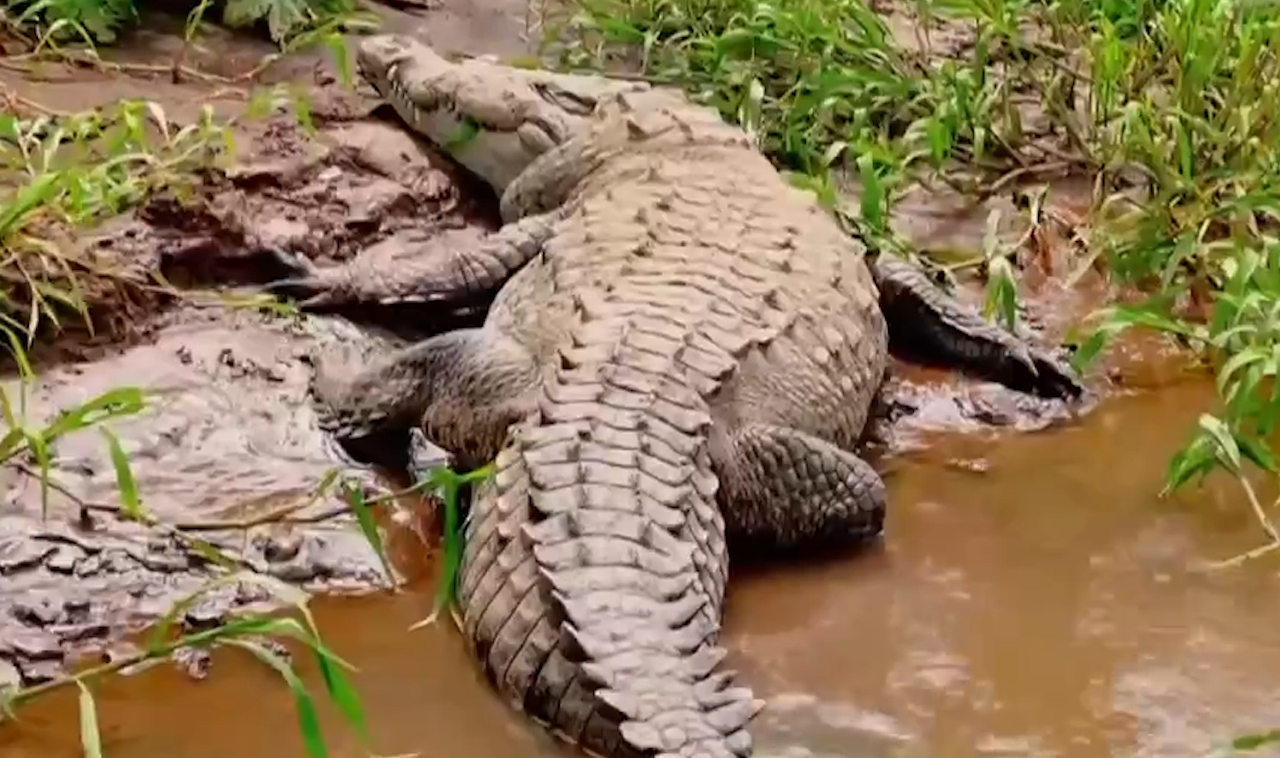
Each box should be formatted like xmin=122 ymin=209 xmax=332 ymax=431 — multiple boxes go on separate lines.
xmin=4 ymin=377 xmax=1279 ymax=758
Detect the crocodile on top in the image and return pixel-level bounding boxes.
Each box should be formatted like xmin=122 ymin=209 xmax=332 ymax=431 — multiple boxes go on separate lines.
xmin=267 ymin=33 xmax=1087 ymax=758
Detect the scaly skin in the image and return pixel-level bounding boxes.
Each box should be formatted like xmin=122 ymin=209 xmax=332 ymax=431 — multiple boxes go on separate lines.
xmin=277 ymin=34 xmax=1088 ymax=758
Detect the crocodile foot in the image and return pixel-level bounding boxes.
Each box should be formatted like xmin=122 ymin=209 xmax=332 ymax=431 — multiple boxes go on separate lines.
xmin=264 ymin=215 xmax=557 ymax=319
xmin=871 ymin=254 xmax=1086 ymax=401
xmin=713 ymin=422 xmax=888 ymax=557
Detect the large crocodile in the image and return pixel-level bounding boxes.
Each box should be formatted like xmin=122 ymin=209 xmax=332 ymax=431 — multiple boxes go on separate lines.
xmin=270 ymin=34 xmax=1086 ymax=758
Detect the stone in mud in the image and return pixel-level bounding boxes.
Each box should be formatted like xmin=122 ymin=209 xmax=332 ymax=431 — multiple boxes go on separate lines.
xmin=0 ymin=538 xmax=56 ymax=575
xmin=100 ymin=640 xmax=143 ymax=666
xmin=7 ymin=628 xmax=63 ymax=661
xmin=43 ymin=545 xmax=85 ymax=574
xmin=171 ymin=646 xmax=213 ymax=680
xmin=945 ymin=457 xmax=991 ymax=474
xmin=184 ymin=599 xmax=231 ymax=632
xmin=11 ymin=595 xmax=62 ymax=627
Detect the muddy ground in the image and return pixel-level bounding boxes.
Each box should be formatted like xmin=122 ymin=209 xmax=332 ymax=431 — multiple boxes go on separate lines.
xmin=0 ymin=8 xmax=1185 ymax=692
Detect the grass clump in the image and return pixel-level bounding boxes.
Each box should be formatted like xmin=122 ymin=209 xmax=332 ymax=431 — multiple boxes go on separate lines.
xmin=4 ymin=0 xmax=370 ymax=46
xmin=0 ymin=101 xmax=232 ymax=345
xmin=543 ymin=0 xmax=1280 ymax=554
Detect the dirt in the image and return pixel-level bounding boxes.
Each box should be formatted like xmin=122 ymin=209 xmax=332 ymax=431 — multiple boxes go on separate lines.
xmin=2 ymin=7 xmax=1262 ymax=758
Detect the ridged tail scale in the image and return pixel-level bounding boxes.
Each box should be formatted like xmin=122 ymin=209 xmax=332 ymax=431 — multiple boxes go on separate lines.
xmin=456 ymin=303 xmax=759 ymax=758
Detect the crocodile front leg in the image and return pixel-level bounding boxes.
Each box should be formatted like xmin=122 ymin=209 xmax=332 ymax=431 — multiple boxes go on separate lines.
xmin=871 ymin=255 xmax=1086 ymax=401
xmin=709 ymin=423 xmax=888 ymax=555
xmin=312 ymin=326 xmax=539 ymax=470
xmin=266 ymin=212 xmax=558 ymax=312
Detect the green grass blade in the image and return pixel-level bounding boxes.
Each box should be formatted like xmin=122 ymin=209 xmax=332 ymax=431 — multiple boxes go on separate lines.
xmin=342 ymin=481 xmax=395 ymax=588
xmin=100 ymin=426 xmax=147 ymax=522
xmin=313 ymin=647 xmax=369 ymax=742
xmin=225 ymin=639 xmax=328 ymax=758
xmin=76 ymin=681 xmax=103 ymax=758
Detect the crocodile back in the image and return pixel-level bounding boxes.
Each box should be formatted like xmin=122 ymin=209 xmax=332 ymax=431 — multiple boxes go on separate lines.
xmin=456 ymin=89 xmax=888 ymax=758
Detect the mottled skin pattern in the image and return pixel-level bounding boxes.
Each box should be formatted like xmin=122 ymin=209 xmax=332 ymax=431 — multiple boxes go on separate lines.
xmin=271 ymin=35 xmax=1087 ymax=758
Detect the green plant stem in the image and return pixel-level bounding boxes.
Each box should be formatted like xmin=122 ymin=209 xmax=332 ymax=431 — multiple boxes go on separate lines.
xmin=7 ymin=620 xmax=264 ymax=709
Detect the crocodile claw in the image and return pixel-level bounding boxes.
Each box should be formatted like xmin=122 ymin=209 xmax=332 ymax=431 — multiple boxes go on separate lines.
xmin=1024 ymin=347 xmax=1087 ymax=401
xmin=260 ymin=247 xmax=338 ymax=308
xmin=265 ymin=275 xmax=342 ymax=310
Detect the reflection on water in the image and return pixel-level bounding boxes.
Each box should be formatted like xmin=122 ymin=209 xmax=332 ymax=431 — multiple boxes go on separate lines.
xmin=4 ymin=379 xmax=1279 ymax=758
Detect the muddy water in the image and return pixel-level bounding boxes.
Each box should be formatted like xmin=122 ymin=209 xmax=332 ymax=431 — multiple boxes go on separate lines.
xmin=5 ymin=378 xmax=1279 ymax=758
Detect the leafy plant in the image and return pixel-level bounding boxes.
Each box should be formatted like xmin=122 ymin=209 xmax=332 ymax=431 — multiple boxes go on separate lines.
xmin=0 ymin=100 xmax=231 ymax=345
xmin=6 ymin=0 xmax=370 ymax=45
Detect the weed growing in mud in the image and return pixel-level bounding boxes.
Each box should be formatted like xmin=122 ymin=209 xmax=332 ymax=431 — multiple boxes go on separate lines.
xmin=542 ymin=0 xmax=1280 ymax=545
xmin=0 ymin=100 xmax=232 ymax=344
xmin=4 ymin=0 xmax=373 ymax=46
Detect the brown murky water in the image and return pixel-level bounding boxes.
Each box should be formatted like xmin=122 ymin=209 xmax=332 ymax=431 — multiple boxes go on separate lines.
xmin=5 ymin=378 xmax=1280 ymax=758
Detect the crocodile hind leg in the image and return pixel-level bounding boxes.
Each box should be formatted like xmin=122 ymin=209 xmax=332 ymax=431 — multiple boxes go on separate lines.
xmin=709 ymin=422 xmax=887 ymax=555
xmin=265 ymin=211 xmax=558 ymax=312
xmin=312 ymin=326 xmax=539 ymax=471
xmin=871 ymin=255 xmax=1086 ymax=400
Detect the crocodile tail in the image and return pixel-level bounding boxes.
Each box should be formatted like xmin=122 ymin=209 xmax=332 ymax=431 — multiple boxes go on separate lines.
xmin=456 ymin=344 xmax=759 ymax=757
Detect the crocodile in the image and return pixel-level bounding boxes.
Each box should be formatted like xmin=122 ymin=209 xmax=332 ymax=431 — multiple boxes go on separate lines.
xmin=270 ymin=33 xmax=1087 ymax=758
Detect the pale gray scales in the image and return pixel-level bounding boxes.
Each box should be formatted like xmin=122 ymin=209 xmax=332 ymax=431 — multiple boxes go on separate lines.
xmin=267 ymin=34 xmax=1088 ymax=758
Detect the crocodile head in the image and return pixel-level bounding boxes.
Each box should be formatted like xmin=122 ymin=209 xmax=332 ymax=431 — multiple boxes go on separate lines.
xmin=356 ymin=34 xmax=651 ymax=193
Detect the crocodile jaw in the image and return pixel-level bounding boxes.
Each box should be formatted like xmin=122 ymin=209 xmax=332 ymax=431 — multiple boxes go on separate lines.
xmin=356 ymin=34 xmax=586 ymax=192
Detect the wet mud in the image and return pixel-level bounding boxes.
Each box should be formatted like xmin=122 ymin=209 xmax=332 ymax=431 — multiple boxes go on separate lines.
xmin=0 ymin=306 xmax=419 ymax=685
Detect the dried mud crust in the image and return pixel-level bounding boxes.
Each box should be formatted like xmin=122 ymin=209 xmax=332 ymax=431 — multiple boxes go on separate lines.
xmin=0 ymin=306 xmax=448 ymax=687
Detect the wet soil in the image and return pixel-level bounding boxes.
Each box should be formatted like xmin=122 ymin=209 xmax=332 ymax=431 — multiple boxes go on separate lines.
xmin=0 ymin=7 xmax=1258 ymax=758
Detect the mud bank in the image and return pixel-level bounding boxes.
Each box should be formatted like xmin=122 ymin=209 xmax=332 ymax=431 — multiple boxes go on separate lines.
xmin=1 ymin=309 xmax=400 ymax=684
xmin=0 ymin=40 xmax=505 ymax=682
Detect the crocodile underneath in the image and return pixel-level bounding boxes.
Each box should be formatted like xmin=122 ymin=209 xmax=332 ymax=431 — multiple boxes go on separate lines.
xmin=268 ymin=34 xmax=1087 ymax=758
